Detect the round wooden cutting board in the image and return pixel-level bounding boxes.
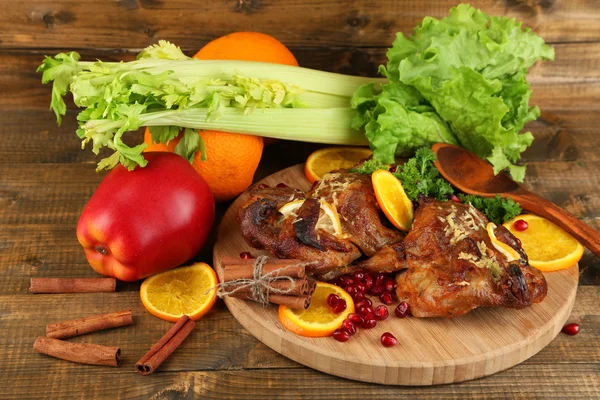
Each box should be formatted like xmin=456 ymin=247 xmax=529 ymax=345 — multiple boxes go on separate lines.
xmin=213 ymin=164 xmax=579 ymax=385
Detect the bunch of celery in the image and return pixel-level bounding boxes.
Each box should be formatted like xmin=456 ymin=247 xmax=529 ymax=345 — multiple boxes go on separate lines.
xmin=38 ymin=41 xmax=380 ymax=170
xmin=39 ymin=5 xmax=554 ymax=181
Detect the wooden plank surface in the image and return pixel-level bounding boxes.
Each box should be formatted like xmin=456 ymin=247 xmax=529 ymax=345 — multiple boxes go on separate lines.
xmin=1 ymin=287 xmax=598 ymax=398
xmin=5 ymin=364 xmax=600 ymax=399
xmin=1 ymin=0 xmax=599 ymax=51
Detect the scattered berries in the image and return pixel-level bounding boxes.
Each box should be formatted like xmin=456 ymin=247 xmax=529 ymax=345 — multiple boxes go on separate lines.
xmin=561 ymin=323 xmax=580 ymax=336
xmin=395 ymin=302 xmax=411 ymax=318
xmin=381 ymin=332 xmax=398 ymax=347
xmin=374 ymin=305 xmax=389 ymax=321
xmin=514 ymin=219 xmax=529 ymax=231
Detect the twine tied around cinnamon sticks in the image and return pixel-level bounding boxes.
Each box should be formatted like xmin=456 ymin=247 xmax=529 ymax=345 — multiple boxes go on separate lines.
xmin=216 ymin=256 xmax=317 ymax=309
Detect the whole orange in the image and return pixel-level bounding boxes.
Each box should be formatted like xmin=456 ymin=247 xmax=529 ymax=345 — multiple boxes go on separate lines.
xmin=193 ymin=31 xmax=299 ymax=66
xmin=144 ymin=129 xmax=263 ymax=202
xmin=144 ymin=32 xmax=298 ymax=202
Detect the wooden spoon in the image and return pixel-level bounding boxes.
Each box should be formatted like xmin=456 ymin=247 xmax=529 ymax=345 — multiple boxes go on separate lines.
xmin=432 ymin=143 xmax=600 ymax=257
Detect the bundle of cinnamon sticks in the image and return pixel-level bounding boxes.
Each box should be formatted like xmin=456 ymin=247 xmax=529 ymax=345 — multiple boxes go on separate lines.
xmin=221 ymin=257 xmax=316 ymax=309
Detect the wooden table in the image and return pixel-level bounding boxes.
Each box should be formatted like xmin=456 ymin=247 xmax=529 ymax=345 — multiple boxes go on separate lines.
xmin=1 ymin=1 xmax=598 ymax=398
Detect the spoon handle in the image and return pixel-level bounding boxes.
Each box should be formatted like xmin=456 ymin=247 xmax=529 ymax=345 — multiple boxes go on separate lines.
xmin=516 ymin=192 xmax=600 ymax=257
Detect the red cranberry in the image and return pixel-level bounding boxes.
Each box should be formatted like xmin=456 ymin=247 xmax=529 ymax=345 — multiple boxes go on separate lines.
xmin=381 ymin=332 xmax=398 ymax=347
xmin=369 ymin=285 xmax=385 ymax=296
xmin=355 ymin=299 xmax=372 ymax=309
xmin=332 ymin=329 xmax=350 ymax=342
xmin=375 ymin=273 xmax=386 ymax=287
xmin=374 ymin=305 xmax=389 ymax=321
xmin=258 ymin=183 xmax=269 ymax=189
xmin=363 ymin=274 xmax=374 ymax=290
xmin=363 ymin=317 xmax=377 ymax=329
xmin=327 ymin=293 xmax=340 ymax=307
xmin=379 ymin=293 xmax=393 ymax=305
xmin=514 ymin=219 xmax=529 ymax=231
xmin=340 ymin=276 xmax=354 ymax=287
xmin=352 ymin=292 xmax=365 ymax=302
xmin=347 ymin=313 xmax=364 ymax=327
xmin=562 ymin=323 xmax=580 ymax=336
xmin=389 ymin=165 xmax=397 ymax=173
xmin=394 ymin=302 xmax=411 ymax=318
xmin=346 ymin=285 xmax=359 ymax=296
xmin=331 ymin=277 xmax=343 ymax=287
xmin=332 ymin=300 xmax=347 ymax=314
xmin=276 ymin=183 xmax=288 ymax=188
xmin=449 ymin=194 xmax=461 ymax=203
xmin=239 ymin=251 xmax=252 ymax=259
xmin=341 ymin=319 xmax=357 ymax=335
xmin=384 ymin=279 xmax=395 ymax=293
xmin=358 ymin=305 xmax=374 ymax=316
xmin=355 ymin=283 xmax=366 ymax=293
xmin=353 ymin=271 xmax=365 ymax=283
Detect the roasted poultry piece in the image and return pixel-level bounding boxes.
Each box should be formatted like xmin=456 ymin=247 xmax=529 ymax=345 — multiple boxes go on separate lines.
xmin=237 ymin=170 xmax=403 ymax=275
xmin=309 ymin=172 xmax=403 ymax=256
xmin=360 ymin=197 xmax=548 ymax=317
xmin=237 ymin=185 xmax=362 ymax=274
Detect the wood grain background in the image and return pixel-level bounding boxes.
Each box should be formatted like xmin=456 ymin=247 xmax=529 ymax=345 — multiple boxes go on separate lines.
xmin=0 ymin=0 xmax=598 ymax=398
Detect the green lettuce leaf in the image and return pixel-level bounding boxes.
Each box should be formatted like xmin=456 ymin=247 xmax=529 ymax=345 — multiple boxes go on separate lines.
xmin=352 ymin=4 xmax=554 ymax=181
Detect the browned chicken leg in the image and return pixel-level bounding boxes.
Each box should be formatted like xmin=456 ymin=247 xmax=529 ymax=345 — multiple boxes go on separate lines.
xmin=237 ymin=185 xmax=362 ymax=274
xmin=360 ymin=197 xmax=547 ymax=317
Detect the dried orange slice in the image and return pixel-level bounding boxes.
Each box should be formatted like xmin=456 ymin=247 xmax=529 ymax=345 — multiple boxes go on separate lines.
xmin=371 ymin=169 xmax=414 ymax=231
xmin=140 ymin=263 xmax=218 ymax=322
xmin=503 ymin=215 xmax=584 ymax=272
xmin=278 ymin=199 xmax=343 ymax=236
xmin=487 ymin=222 xmax=521 ymax=262
xmin=278 ymin=282 xmax=354 ymax=337
xmin=304 ymin=147 xmax=373 ymax=184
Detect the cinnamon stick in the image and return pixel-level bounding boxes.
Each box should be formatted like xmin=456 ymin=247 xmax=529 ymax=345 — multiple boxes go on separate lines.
xmin=29 ymin=278 xmax=116 ymax=294
xmin=136 ymin=315 xmax=195 ymax=376
xmin=46 ymin=310 xmax=133 ymax=339
xmin=33 ymin=336 xmax=120 ymax=367
xmin=306 ymin=278 xmax=317 ymax=296
xmin=229 ymin=291 xmax=311 ymax=309
xmin=223 ymin=263 xmax=306 ymax=282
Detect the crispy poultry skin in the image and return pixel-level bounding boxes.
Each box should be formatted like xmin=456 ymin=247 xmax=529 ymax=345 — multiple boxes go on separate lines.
xmin=360 ymin=197 xmax=547 ymax=317
xmin=236 ymin=186 xmax=362 ymax=274
xmin=308 ymin=171 xmax=404 ymax=256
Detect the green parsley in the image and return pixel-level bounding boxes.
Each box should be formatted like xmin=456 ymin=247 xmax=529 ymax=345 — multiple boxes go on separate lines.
xmin=351 ymin=159 xmax=389 ymax=175
xmin=394 ymin=148 xmax=454 ymax=201
xmin=458 ymin=194 xmax=522 ymax=225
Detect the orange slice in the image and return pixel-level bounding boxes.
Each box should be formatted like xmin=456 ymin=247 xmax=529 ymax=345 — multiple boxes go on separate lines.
xmin=487 ymin=222 xmax=521 ymax=262
xmin=278 ymin=199 xmax=343 ymax=236
xmin=371 ymin=169 xmax=414 ymax=231
xmin=140 ymin=263 xmax=218 ymax=322
xmin=305 ymin=147 xmax=373 ymax=183
xmin=278 ymin=282 xmax=354 ymax=337
xmin=503 ymin=215 xmax=584 ymax=272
